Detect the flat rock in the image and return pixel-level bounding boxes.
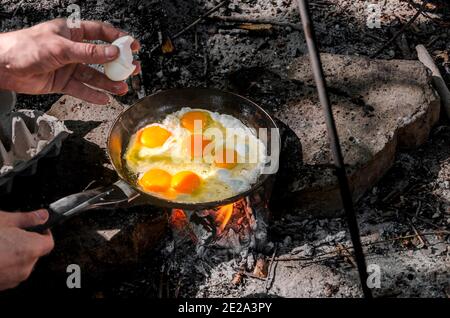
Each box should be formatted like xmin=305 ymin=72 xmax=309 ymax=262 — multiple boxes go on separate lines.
xmin=272 ymin=54 xmax=440 ymax=216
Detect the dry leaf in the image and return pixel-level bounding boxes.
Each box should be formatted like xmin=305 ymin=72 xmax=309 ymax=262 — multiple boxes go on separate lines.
xmin=435 ymin=50 xmax=449 ymax=63
xmin=425 ymin=3 xmax=437 ymax=10
xmin=161 ymin=37 xmax=175 ymax=54
xmin=231 ymin=272 xmax=244 ymax=286
xmin=252 ymin=258 xmax=269 ymax=278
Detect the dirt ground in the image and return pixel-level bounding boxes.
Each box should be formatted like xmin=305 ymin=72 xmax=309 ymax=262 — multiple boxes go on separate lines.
xmin=0 ymin=0 xmax=449 ymax=298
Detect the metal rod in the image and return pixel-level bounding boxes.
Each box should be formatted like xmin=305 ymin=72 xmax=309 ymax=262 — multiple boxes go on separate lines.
xmin=295 ymin=0 xmax=373 ymax=298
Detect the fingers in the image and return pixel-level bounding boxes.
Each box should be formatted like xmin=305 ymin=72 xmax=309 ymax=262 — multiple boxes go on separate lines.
xmin=132 ymin=60 xmax=141 ymax=76
xmin=62 ymin=39 xmax=140 ymax=66
xmin=0 ymin=224 xmax=54 ymax=291
xmin=78 ymin=20 xmax=126 ymax=42
xmin=0 ymin=210 xmax=49 ymax=229
xmin=62 ymin=78 xmax=110 ymax=105
xmin=78 ymin=20 xmax=140 ymax=51
xmin=27 ymin=230 xmax=54 ymax=257
xmin=63 ymin=39 xmax=120 ymax=65
xmin=73 ymin=64 xmax=128 ymax=95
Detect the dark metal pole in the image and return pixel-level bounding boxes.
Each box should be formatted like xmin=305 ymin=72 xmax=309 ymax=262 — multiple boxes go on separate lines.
xmin=295 ymin=0 xmax=373 ymax=298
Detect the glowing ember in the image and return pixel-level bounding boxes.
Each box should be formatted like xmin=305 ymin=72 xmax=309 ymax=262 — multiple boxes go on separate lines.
xmin=170 ymin=209 xmax=188 ymax=230
xmin=169 ymin=199 xmax=245 ymax=236
xmin=169 ymin=198 xmax=255 ymax=250
xmin=167 ymin=186 xmax=270 ymax=255
xmin=215 ymin=203 xmax=234 ymax=234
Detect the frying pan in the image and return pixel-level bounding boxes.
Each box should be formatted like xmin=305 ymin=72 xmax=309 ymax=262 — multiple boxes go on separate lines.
xmin=27 ymin=88 xmax=280 ymax=232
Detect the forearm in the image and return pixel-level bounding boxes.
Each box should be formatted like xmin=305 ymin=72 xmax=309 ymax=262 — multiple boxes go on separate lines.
xmin=0 ymin=31 xmax=19 ymax=91
xmin=0 ymin=28 xmax=49 ymax=93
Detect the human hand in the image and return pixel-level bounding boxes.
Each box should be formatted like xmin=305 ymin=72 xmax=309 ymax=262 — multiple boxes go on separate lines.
xmin=0 ymin=210 xmax=54 ymax=291
xmin=0 ymin=19 xmax=141 ymax=105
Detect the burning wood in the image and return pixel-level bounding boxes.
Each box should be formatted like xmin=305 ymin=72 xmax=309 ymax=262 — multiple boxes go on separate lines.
xmin=215 ymin=203 xmax=234 ymax=234
xmin=170 ymin=198 xmax=250 ymax=242
xmin=168 ymin=185 xmax=271 ymax=256
xmin=169 ymin=209 xmax=198 ymax=244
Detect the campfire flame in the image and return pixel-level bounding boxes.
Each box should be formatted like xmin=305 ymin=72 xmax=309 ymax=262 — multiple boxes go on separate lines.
xmin=170 ymin=209 xmax=188 ymax=230
xmin=168 ymin=189 xmax=269 ymax=254
xmin=169 ymin=200 xmax=245 ymax=236
xmin=215 ymin=203 xmax=234 ymax=234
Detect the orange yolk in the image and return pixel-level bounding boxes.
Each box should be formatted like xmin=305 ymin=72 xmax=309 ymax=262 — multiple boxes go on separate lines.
xmin=139 ymin=125 xmax=171 ymax=148
xmin=171 ymin=171 xmax=202 ymax=194
xmin=180 ymin=111 xmax=209 ymax=133
xmin=214 ymin=148 xmax=238 ymax=169
xmin=189 ymin=134 xmax=212 ymax=158
xmin=138 ymin=168 xmax=172 ymax=192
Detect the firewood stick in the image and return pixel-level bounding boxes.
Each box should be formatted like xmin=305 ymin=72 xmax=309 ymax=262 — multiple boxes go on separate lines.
xmin=416 ymin=44 xmax=450 ymax=119
xmin=208 ymin=15 xmax=303 ymax=31
xmin=407 ymin=217 xmax=427 ymax=248
xmin=265 ymin=246 xmax=278 ymax=291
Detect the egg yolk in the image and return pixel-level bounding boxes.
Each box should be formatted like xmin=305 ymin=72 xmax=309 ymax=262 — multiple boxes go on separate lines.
xmin=171 ymin=171 xmax=202 ymax=194
xmin=214 ymin=148 xmax=238 ymax=169
xmin=189 ymin=134 xmax=212 ymax=158
xmin=139 ymin=168 xmax=172 ymax=192
xmin=139 ymin=125 xmax=171 ymax=148
xmin=181 ymin=111 xmax=209 ymax=133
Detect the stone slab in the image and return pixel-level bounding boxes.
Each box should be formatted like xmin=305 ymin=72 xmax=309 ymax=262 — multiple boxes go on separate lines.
xmin=272 ymin=54 xmax=440 ymax=216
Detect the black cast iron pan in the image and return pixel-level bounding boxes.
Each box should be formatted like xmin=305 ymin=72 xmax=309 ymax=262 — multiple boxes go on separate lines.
xmin=27 ymin=88 xmax=280 ymax=232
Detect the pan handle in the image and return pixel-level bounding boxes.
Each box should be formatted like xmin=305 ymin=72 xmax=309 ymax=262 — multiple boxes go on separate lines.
xmin=26 ymin=180 xmax=140 ymax=233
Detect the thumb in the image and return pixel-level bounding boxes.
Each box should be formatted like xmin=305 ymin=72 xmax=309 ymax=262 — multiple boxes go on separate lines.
xmin=63 ymin=39 xmax=120 ymax=65
xmin=0 ymin=210 xmax=49 ymax=229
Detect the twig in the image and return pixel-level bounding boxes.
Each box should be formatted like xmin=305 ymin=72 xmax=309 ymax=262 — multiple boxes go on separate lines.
xmin=425 ymin=35 xmax=440 ymax=48
xmin=336 ymin=243 xmax=357 ymax=267
xmin=194 ymin=31 xmax=198 ymax=51
xmin=405 ymin=212 xmax=445 ymax=231
xmin=265 ymin=245 xmax=278 ymax=291
xmin=382 ymin=186 xmax=404 ymax=203
xmin=371 ymin=0 xmax=428 ymax=58
xmin=416 ymin=44 xmax=450 ymax=119
xmin=242 ymin=271 xmax=267 ymax=281
xmin=12 ymin=0 xmax=25 ymax=17
xmin=361 ymin=30 xmax=387 ymax=42
xmin=150 ymin=0 xmax=229 ymax=54
xmin=173 ymin=1 xmax=229 ymax=40
xmin=407 ymin=217 xmax=427 ymax=248
xmin=415 ymin=200 xmax=422 ymax=217
xmin=406 ymin=0 xmax=449 ymax=27
xmin=208 ymin=15 xmax=303 ymax=31
xmin=158 ymin=264 xmax=165 ymax=299
xmin=174 ymin=278 xmax=182 ymax=298
xmin=82 ymin=180 xmax=98 ymax=191
xmin=203 ymin=46 xmax=208 ymax=80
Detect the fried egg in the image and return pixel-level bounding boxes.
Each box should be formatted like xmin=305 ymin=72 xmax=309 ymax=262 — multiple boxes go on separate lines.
xmin=124 ymin=107 xmax=267 ymax=203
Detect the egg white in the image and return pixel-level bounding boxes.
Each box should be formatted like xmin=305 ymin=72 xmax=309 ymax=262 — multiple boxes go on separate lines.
xmin=125 ymin=107 xmax=267 ymax=202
